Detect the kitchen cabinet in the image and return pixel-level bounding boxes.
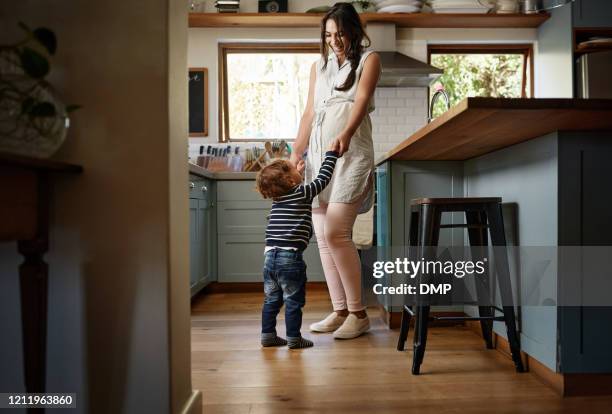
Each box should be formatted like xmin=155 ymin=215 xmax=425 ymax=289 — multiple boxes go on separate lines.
xmin=189 ymin=175 xmax=216 ymax=297
xmin=377 ymin=126 xmax=612 ymax=374
xmin=573 ymin=0 xmax=612 ymax=28
xmin=557 ymin=131 xmax=612 ymax=373
xmin=216 ymin=180 xmax=326 ymax=282
xmin=465 ymin=130 xmax=612 ymax=373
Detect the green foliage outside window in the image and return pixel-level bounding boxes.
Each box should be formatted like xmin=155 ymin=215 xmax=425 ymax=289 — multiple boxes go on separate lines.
xmin=227 ymin=53 xmax=318 ymax=140
xmin=430 ymin=53 xmax=525 ymax=119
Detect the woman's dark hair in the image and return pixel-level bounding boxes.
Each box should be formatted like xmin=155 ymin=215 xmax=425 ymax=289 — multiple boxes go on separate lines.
xmin=320 ymin=2 xmax=371 ymax=92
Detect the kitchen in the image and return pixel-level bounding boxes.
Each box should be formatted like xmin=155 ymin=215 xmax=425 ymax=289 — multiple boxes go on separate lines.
xmin=2 ymin=0 xmax=612 ymax=413
xmin=186 ymin=0 xmax=612 ymax=412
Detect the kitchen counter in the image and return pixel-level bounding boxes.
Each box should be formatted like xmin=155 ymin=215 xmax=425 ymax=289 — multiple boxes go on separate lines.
xmin=189 ymin=162 xmax=257 ymax=180
xmin=376 ymin=97 xmax=612 ymax=164
xmin=376 ymin=103 xmax=612 ymax=376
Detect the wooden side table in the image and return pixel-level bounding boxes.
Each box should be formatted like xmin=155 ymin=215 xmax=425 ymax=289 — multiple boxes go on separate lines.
xmin=0 ymin=152 xmax=82 ymax=409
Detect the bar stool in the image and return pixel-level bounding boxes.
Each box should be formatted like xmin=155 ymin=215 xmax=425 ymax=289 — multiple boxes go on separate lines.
xmin=396 ymin=197 xmax=525 ymax=375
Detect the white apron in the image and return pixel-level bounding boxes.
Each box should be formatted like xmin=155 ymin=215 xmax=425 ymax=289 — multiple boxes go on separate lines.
xmin=305 ymin=49 xmax=378 ymax=214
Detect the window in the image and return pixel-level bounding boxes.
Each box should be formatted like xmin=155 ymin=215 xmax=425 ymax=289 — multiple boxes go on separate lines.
xmin=219 ymin=43 xmax=320 ymax=142
xmin=427 ymin=45 xmax=533 ymax=119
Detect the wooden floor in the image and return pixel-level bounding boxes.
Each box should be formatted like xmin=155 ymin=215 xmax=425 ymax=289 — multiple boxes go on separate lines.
xmin=191 ymin=288 xmax=612 ymax=414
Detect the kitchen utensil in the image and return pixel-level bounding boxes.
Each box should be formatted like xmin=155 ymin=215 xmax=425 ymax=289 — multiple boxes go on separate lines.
xmin=520 ymin=0 xmax=537 ymax=13
xmin=265 ymin=141 xmax=273 ymax=159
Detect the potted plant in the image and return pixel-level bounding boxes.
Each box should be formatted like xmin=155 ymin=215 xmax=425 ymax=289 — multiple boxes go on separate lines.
xmin=0 ymin=23 xmax=79 ymax=158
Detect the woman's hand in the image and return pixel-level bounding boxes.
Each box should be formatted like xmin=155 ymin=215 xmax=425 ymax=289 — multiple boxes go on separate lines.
xmin=328 ymin=139 xmax=340 ymax=154
xmin=335 ymin=132 xmax=351 ymax=156
xmin=289 ymin=152 xmax=302 ymax=167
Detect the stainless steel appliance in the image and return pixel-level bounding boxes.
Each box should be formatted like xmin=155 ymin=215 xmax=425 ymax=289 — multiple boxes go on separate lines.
xmin=368 ymin=23 xmax=443 ymax=88
xmin=576 ymin=50 xmax=612 ymax=99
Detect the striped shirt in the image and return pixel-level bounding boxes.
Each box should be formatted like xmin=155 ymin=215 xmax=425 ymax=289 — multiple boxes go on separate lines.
xmin=265 ymin=151 xmax=339 ymax=251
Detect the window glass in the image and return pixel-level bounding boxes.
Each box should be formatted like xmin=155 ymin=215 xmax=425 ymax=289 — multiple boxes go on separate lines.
xmin=226 ymin=52 xmax=319 ymax=141
xmin=430 ymin=53 xmax=527 ymax=119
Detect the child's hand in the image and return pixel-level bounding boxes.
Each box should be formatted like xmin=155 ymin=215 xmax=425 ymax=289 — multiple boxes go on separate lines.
xmin=297 ymin=159 xmax=305 ymax=174
xmin=328 ymin=139 xmax=340 ymax=153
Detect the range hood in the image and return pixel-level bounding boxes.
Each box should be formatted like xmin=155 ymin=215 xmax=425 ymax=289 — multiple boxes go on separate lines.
xmin=377 ymin=51 xmax=444 ymax=87
xmin=368 ymin=23 xmax=443 ymax=87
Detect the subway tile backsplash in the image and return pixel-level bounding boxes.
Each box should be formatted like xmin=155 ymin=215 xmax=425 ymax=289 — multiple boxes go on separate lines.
xmin=371 ymin=87 xmax=428 ymax=159
xmin=188 ymin=87 xmax=427 ymax=162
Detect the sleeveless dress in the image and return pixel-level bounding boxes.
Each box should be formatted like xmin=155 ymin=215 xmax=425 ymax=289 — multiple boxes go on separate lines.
xmin=305 ymin=49 xmax=379 ymax=214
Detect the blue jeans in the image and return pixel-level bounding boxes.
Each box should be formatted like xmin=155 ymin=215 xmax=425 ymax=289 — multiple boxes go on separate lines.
xmin=261 ymin=249 xmax=307 ymax=338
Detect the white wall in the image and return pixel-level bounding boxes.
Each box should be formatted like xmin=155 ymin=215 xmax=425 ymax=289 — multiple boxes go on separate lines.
xmin=534 ymin=4 xmax=574 ymax=98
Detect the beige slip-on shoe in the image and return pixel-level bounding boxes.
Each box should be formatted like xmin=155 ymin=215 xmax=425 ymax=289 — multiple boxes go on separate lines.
xmin=309 ymin=312 xmax=347 ymax=333
xmin=332 ymin=314 xmax=370 ymax=339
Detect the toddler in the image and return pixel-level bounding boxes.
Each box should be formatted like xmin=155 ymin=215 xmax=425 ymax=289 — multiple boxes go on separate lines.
xmin=255 ymin=141 xmax=339 ymax=349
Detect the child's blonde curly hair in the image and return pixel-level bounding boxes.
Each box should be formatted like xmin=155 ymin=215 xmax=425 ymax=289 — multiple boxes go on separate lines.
xmin=256 ymin=160 xmax=301 ymax=199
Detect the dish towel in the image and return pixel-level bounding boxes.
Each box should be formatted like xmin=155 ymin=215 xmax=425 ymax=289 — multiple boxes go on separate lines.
xmin=353 ymin=206 xmax=374 ymax=250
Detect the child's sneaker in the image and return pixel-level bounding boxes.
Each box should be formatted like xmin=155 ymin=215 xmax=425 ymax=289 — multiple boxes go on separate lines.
xmin=332 ymin=314 xmax=370 ymax=339
xmin=309 ymin=312 xmax=347 ymax=333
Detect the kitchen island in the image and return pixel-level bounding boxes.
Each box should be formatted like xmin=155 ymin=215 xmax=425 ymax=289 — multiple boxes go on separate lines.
xmin=376 ymin=98 xmax=612 ymax=392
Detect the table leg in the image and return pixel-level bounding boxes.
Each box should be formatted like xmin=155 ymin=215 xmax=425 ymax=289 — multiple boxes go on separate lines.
xmin=17 ymin=173 xmax=49 ymax=413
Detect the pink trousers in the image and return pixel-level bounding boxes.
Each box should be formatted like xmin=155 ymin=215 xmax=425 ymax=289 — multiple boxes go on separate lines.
xmin=312 ymin=197 xmax=365 ymax=312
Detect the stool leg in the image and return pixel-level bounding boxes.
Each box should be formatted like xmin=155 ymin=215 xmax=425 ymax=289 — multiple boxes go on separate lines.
xmin=397 ymin=305 xmax=411 ymax=351
xmin=401 ymin=210 xmax=418 ymax=352
xmin=412 ymin=305 xmax=430 ymax=375
xmin=466 ymin=210 xmax=494 ymax=349
xmin=487 ymin=203 xmax=525 ymax=373
xmin=412 ymin=204 xmax=440 ymax=375
xmin=409 ymin=210 xmax=419 ymax=246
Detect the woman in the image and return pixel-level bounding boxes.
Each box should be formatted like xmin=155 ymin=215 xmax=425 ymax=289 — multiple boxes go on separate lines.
xmin=290 ymin=2 xmax=381 ymax=339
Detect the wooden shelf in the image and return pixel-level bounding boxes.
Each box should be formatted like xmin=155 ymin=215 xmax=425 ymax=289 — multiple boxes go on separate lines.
xmin=0 ymin=151 xmax=83 ymax=173
xmin=188 ymin=12 xmax=550 ymax=29
xmin=574 ymin=28 xmax=612 ymax=56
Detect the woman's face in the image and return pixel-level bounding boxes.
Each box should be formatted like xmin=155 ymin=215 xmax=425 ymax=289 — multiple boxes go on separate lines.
xmin=325 ymin=19 xmax=349 ymax=59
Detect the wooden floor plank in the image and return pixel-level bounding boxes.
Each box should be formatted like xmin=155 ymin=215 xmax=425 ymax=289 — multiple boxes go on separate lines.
xmin=191 ymin=289 xmax=612 ymax=413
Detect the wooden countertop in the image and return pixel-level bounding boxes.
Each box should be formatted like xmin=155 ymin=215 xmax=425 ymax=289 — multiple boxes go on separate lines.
xmin=377 ymin=98 xmax=612 ymax=164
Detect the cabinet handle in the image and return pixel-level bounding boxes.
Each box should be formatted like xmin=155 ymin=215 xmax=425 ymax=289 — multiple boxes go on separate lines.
xmin=189 ymin=182 xmax=195 ymax=190
xmin=201 ymin=185 xmax=208 ymax=193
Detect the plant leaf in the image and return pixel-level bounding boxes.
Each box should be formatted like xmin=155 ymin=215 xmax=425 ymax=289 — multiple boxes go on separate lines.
xmin=19 ymin=47 xmax=50 ymax=78
xmin=33 ymin=28 xmax=57 ymax=55
xmin=29 ymin=102 xmax=56 ymax=117
xmin=65 ymin=104 xmax=82 ymax=113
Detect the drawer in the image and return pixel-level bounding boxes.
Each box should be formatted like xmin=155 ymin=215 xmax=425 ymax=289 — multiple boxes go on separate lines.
xmin=189 ymin=177 xmax=212 ymax=201
xmin=217 ymin=200 xmax=271 ymax=235
xmin=217 ymin=180 xmax=264 ymax=202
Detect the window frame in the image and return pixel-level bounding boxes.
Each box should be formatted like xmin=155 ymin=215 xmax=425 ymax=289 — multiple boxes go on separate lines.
xmin=218 ymin=42 xmax=320 ymax=143
xmin=426 ymin=44 xmax=535 ymax=105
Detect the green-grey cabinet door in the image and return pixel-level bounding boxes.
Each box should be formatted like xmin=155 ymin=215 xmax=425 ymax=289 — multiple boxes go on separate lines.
xmin=197 ymin=197 xmax=212 ymax=286
xmin=573 ymin=0 xmax=612 ymax=27
xmin=190 ymin=178 xmax=216 ymax=296
xmin=189 ymin=198 xmax=200 ymax=288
